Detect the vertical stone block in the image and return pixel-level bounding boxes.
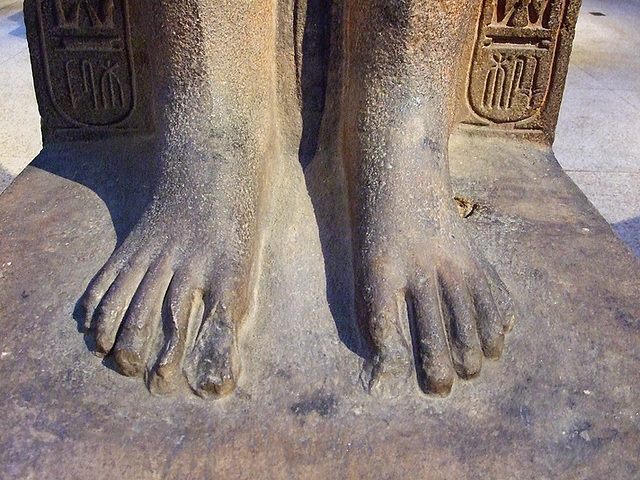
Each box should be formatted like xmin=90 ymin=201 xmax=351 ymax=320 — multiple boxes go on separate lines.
xmin=24 ymin=0 xmax=154 ymax=143
xmin=459 ymin=0 xmax=582 ymax=142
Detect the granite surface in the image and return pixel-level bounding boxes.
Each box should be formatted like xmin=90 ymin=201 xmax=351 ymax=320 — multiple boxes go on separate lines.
xmin=1 ymin=132 xmax=638 ymax=479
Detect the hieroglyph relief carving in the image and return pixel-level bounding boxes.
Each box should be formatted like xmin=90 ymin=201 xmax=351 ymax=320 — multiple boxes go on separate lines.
xmin=467 ymin=0 xmax=568 ymax=127
xmin=36 ymin=0 xmax=135 ymax=126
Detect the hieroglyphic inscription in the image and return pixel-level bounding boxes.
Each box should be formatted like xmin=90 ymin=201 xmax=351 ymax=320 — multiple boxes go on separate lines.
xmin=468 ymin=0 xmax=568 ymax=127
xmin=36 ymin=0 xmax=134 ymax=126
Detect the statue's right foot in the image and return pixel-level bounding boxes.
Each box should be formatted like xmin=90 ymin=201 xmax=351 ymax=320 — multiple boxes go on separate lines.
xmin=83 ymin=151 xmax=268 ymax=398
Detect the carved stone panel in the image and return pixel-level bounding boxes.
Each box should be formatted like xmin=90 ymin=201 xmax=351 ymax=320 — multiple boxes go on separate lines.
xmin=25 ymin=0 xmax=154 ymax=142
xmin=36 ymin=0 xmax=134 ymax=126
xmin=466 ymin=0 xmax=570 ymax=130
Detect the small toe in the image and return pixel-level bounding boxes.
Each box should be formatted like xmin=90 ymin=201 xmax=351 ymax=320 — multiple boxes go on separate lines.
xmin=467 ymin=270 xmax=505 ymax=360
xmin=480 ymin=263 xmax=517 ymax=333
xmin=92 ymin=256 xmax=150 ymax=356
xmin=83 ymin=252 xmax=129 ymax=331
xmin=437 ymin=269 xmax=483 ymax=379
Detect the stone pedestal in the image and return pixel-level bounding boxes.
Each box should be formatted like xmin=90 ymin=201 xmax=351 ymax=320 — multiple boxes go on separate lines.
xmin=1 ymin=132 xmax=639 ymax=479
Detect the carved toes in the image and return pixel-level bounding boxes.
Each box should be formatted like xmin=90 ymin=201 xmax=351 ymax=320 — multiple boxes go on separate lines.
xmin=364 ymin=255 xmax=510 ymax=397
xmin=88 ymin=254 xmax=150 ymax=356
xmin=84 ymin=243 xmax=243 ymax=398
xmin=148 ymin=272 xmax=204 ymax=395
xmin=113 ymin=256 xmax=174 ymax=377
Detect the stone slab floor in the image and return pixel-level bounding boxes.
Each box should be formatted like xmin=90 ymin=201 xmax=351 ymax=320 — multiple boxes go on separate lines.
xmin=0 ymin=0 xmax=638 ymax=258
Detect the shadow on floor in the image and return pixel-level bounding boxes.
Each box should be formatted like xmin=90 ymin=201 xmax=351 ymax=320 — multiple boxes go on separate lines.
xmin=299 ymin=0 xmax=368 ymax=360
xmin=613 ymin=216 xmax=640 ymax=259
xmin=30 ymin=138 xmax=158 ymax=248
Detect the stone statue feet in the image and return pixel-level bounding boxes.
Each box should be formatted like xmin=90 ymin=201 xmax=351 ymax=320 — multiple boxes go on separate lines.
xmin=338 ymin=0 xmax=517 ymax=397
xmin=83 ymin=146 xmax=269 ymax=398
xmin=359 ymin=222 xmax=516 ymax=397
xmin=348 ymin=124 xmax=515 ymax=397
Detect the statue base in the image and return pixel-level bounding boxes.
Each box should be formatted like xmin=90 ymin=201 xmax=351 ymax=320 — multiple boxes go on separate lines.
xmin=1 ymin=131 xmax=639 ymax=479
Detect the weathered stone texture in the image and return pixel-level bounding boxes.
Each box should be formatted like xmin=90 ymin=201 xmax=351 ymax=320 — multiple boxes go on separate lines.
xmin=3 ymin=0 xmax=639 ymax=477
xmin=1 ymin=134 xmax=639 ymax=478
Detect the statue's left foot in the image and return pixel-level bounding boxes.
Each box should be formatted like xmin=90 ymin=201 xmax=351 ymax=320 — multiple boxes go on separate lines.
xmin=349 ymin=132 xmax=515 ymax=396
xmin=358 ymin=223 xmax=515 ymax=396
